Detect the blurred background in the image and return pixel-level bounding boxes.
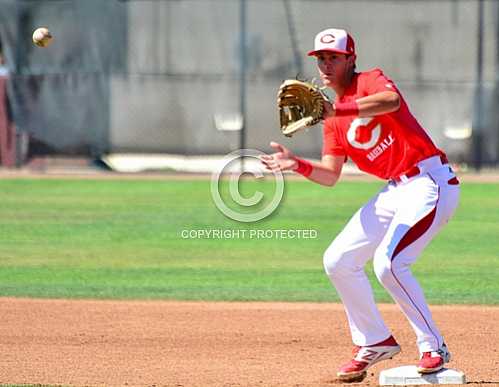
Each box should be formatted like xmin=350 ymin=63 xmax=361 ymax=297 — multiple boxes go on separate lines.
xmin=0 ymin=0 xmax=497 ymax=172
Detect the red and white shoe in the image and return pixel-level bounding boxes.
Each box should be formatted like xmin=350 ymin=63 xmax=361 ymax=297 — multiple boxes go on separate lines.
xmin=417 ymin=343 xmax=451 ymax=374
xmin=337 ymin=336 xmax=401 ymax=382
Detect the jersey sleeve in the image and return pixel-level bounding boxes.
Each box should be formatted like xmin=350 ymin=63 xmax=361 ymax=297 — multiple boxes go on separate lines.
xmin=364 ymin=68 xmax=399 ymax=95
xmin=322 ymin=119 xmax=347 ymax=157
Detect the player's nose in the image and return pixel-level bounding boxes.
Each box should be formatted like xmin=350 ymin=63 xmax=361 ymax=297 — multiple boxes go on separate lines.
xmin=321 ymin=60 xmax=334 ymax=72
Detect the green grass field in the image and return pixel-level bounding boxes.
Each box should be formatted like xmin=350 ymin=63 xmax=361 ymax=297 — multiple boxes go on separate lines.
xmin=0 ymin=177 xmax=497 ymax=304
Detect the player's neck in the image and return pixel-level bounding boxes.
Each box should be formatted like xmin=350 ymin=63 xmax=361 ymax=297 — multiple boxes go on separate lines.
xmin=333 ymin=70 xmax=355 ymax=98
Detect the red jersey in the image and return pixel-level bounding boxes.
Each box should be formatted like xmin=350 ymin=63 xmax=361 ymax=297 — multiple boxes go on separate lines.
xmin=322 ymin=68 xmax=445 ymax=180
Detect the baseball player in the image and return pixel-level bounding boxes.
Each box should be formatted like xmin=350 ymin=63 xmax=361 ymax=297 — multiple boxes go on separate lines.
xmin=261 ymin=28 xmax=460 ymax=382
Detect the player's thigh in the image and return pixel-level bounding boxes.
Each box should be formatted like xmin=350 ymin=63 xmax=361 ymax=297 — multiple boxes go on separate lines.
xmin=323 ymin=184 xmax=396 ymax=274
xmin=375 ymin=171 xmax=459 ymax=268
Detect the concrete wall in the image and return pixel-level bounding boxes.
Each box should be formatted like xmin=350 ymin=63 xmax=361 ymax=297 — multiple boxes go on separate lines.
xmin=110 ymin=0 xmax=499 ymax=162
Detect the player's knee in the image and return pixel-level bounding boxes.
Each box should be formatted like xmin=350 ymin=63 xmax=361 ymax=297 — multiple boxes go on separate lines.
xmin=373 ymin=255 xmax=394 ymax=286
xmin=373 ymin=254 xmax=406 ymax=286
xmin=323 ymin=246 xmax=352 ymax=277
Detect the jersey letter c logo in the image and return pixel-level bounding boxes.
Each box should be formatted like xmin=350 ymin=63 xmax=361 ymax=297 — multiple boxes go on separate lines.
xmin=347 ymin=117 xmax=381 ymax=150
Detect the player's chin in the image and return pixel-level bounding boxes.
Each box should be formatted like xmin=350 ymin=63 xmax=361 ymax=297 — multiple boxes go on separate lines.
xmin=321 ymin=77 xmax=334 ymax=87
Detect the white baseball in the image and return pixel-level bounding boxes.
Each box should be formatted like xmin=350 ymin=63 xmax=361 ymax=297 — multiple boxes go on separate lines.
xmin=32 ymin=27 xmax=53 ymax=48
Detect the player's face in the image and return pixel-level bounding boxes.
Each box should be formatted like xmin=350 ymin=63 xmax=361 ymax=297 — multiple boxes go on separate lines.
xmin=316 ymin=51 xmax=353 ymax=88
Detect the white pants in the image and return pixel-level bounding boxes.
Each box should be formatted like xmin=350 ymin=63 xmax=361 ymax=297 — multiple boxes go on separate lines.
xmin=323 ymin=156 xmax=460 ymax=353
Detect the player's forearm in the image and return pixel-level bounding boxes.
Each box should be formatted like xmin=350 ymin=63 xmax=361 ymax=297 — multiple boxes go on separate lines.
xmin=307 ymin=162 xmax=341 ymax=186
xmin=327 ymin=91 xmax=400 ymax=119
xmin=354 ymin=91 xmax=400 ymax=117
xmin=293 ymin=158 xmax=341 ymax=187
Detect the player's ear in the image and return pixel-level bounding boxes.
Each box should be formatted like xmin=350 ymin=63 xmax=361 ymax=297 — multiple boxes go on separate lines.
xmin=347 ymin=54 xmax=356 ymax=70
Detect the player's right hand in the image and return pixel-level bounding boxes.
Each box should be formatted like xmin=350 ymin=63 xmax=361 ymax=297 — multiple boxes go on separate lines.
xmin=260 ymin=141 xmax=298 ymax=172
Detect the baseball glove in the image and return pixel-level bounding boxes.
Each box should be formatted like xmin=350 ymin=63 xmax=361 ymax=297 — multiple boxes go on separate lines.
xmin=277 ymin=79 xmax=329 ymax=137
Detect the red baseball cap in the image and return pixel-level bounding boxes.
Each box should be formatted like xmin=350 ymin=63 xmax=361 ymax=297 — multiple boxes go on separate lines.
xmin=308 ymin=28 xmax=355 ymax=56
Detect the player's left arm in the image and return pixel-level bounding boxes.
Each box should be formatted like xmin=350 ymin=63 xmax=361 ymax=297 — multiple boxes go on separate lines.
xmin=323 ymin=91 xmax=400 ymax=119
xmin=354 ymin=91 xmax=400 ymax=117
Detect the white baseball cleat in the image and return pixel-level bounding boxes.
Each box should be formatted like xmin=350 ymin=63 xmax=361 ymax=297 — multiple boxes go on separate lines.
xmin=337 ymin=335 xmax=401 ymax=382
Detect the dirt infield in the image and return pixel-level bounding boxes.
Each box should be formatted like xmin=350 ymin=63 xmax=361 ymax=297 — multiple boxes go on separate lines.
xmin=0 ymin=299 xmax=498 ymax=386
